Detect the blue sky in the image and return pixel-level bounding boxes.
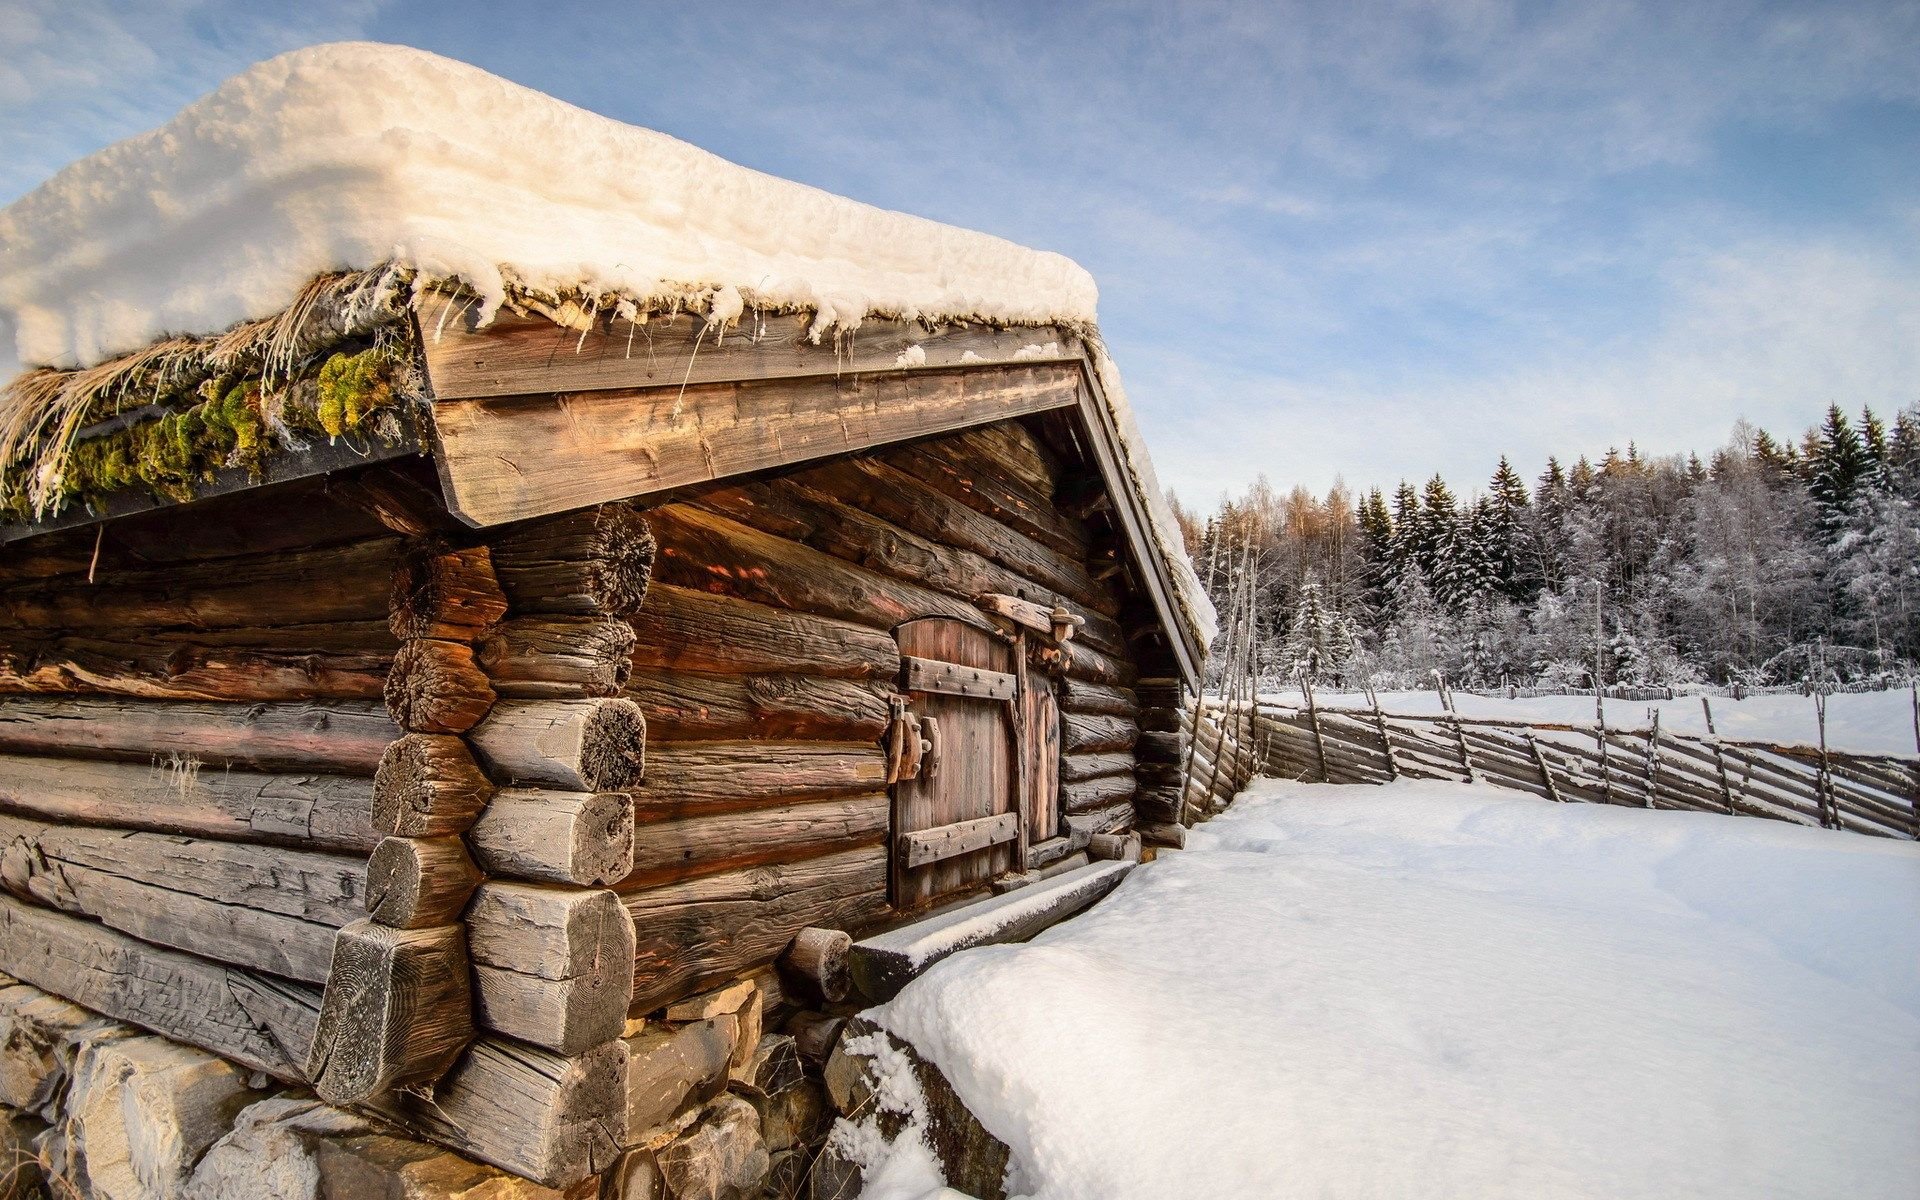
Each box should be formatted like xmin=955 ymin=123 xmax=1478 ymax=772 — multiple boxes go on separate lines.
xmin=3 ymin=1 xmax=1917 ymax=507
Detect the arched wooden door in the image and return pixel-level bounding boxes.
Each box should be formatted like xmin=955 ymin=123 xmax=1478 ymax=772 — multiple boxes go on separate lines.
xmin=892 ymin=618 xmax=1021 ymax=908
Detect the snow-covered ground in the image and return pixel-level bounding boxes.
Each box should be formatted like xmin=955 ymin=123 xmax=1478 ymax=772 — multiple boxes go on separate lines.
xmin=859 ymin=780 xmax=1920 ymax=1199
xmin=1281 ymin=687 xmax=1920 ymax=759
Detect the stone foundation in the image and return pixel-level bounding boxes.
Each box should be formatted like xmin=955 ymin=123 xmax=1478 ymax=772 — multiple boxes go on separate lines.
xmin=0 ymin=970 xmax=853 ymax=1200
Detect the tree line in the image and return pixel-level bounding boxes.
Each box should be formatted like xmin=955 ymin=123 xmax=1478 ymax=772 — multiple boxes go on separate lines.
xmin=1171 ymin=403 xmax=1920 ymax=690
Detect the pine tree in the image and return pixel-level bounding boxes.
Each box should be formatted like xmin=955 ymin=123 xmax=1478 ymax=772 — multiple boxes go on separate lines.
xmin=1387 ymin=481 xmax=1422 ymax=607
xmin=1355 ymin=488 xmax=1394 ymax=627
xmin=1482 ymin=457 xmax=1534 ymax=601
xmin=1532 ymin=457 xmax=1570 ymax=592
xmin=1858 ymin=407 xmax=1890 ymax=494
xmin=1415 ymin=475 xmax=1460 ymax=602
xmin=1809 ymin=403 xmax=1870 ymax=541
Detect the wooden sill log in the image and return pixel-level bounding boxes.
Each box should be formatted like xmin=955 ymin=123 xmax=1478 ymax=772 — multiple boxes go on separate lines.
xmin=624 ymin=844 xmax=889 ymax=1014
xmin=0 ymin=536 xmax=401 ymax=631
xmin=0 ymin=812 xmax=359 ymax=983
xmin=780 ymin=927 xmax=853 ymax=1006
xmin=306 ymin=920 xmax=473 ymax=1104
xmin=388 ymin=542 xmax=508 ymax=641
xmin=629 ymin=742 xmax=887 ymax=815
xmin=0 ymin=696 xmax=396 ymax=773
xmin=646 ymin=504 xmax=990 ymax=635
xmin=383 ymin=639 xmax=497 ymax=733
xmin=0 ymin=895 xmax=319 ymax=1082
xmin=617 ymin=793 xmax=888 ymax=891
xmin=0 ymin=752 xmax=378 ymax=853
xmin=0 ymin=627 xmax=392 ymax=702
xmin=625 ymin=667 xmax=892 ymax=743
xmin=466 ymin=883 xmax=635 ymax=1055
xmin=1065 ymin=801 xmax=1134 ymax=837
xmin=1063 ymin=712 xmax=1139 ymax=755
xmin=489 ymin=503 xmax=656 ymax=617
xmin=373 ymin=733 xmax=495 ymax=837
xmin=468 ymin=698 xmax=647 ymax=791
xmin=467 ymin=790 xmax=636 ymax=887
xmin=366 ymin=1036 xmax=628 ymax=1188
xmin=365 ymin=836 xmax=483 ymax=928
xmin=628 ymin=584 xmax=899 ymax=681
xmin=477 ymin=616 xmax=636 ymax=699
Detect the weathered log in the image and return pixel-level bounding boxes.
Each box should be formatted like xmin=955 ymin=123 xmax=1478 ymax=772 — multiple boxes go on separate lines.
xmin=692 ymin=476 xmax=1119 ymax=639
xmin=1088 ymin=832 xmax=1142 ymax=862
xmin=1061 ymin=638 xmax=1137 ymax=688
xmin=306 ymin=920 xmax=473 ymax=1104
xmin=373 ymin=733 xmax=494 ymax=837
xmin=383 ymin=639 xmax=497 ymax=734
xmin=646 ymin=504 xmax=988 ymax=634
xmin=466 ymin=884 xmax=636 ymax=1055
xmin=0 ymin=895 xmax=319 ymax=1082
xmin=618 ymin=794 xmax=889 ymax=890
xmin=779 ymin=928 xmax=852 ymax=1006
xmin=369 ymin=1037 xmax=629 ymax=1188
xmin=0 ymin=536 xmax=400 ymax=631
xmin=0 ymin=813 xmax=357 ymax=982
xmin=365 ymin=836 xmax=483 ymax=928
xmin=489 ymin=503 xmax=656 ymax=617
xmin=1065 ymin=802 xmax=1133 ymax=837
xmin=0 ymin=752 xmax=377 ymax=852
xmin=629 ymin=742 xmax=886 ymax=814
xmin=477 ymin=615 xmax=636 ymax=698
xmin=1134 ymin=730 xmax=1187 ymax=764
xmin=1060 ymin=752 xmax=1134 ymax=783
xmin=1060 ymin=773 xmax=1137 ymax=814
xmin=0 ymin=624 xmax=392 ymax=701
xmin=625 ymin=667 xmax=892 ymax=743
xmin=624 ymin=1015 xmax=736 ymax=1138
xmin=880 ymin=433 xmax=1087 ymax=559
xmin=388 ymin=542 xmax=509 ymax=641
xmin=629 ymin=584 xmax=899 ymax=680
xmin=0 ymin=696 xmax=395 ymax=773
xmin=469 ymin=698 xmax=647 ymax=791
xmin=789 ymin=455 xmax=1119 ymax=620
xmin=1056 ymin=678 xmax=1140 ymax=717
xmin=624 ymin=845 xmax=890 ymax=1013
xmin=467 ymin=789 xmax=636 ymax=887
xmin=1062 ymin=712 xmax=1139 ymax=754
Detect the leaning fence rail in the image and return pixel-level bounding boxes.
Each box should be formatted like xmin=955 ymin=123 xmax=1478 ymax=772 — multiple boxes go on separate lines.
xmin=1255 ymin=701 xmax=1920 ymax=841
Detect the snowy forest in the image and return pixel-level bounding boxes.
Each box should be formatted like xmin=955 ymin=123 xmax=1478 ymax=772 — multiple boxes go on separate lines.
xmin=1171 ymin=404 xmax=1920 ymax=691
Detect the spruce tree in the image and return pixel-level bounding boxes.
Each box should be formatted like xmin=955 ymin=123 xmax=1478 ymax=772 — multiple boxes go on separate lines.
xmin=1808 ymin=403 xmax=1870 ymax=540
xmin=1483 ymin=457 xmax=1534 ymax=601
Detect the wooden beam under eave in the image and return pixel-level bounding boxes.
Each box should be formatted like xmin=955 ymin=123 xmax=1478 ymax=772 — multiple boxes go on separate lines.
xmin=416 ymin=304 xmax=1081 ymax=400
xmin=426 ymin=364 xmax=1083 ymax=529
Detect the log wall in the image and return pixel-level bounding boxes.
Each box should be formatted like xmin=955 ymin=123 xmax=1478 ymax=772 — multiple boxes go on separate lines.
xmin=0 ymin=413 xmax=1185 ymax=1189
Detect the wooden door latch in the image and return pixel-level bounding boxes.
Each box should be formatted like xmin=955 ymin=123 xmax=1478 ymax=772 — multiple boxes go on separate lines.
xmin=885 ymin=697 xmax=938 ymax=783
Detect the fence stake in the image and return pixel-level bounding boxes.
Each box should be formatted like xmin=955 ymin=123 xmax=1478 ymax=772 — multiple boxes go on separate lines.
xmin=1643 ymin=709 xmax=1661 ymax=809
xmin=1438 ymin=675 xmax=1476 ymax=783
xmin=1596 ymin=706 xmax=1615 ymax=805
xmin=1303 ymin=676 xmax=1330 ymax=782
xmin=1814 ymin=689 xmax=1836 ymax=829
xmin=1525 ymin=731 xmax=1564 ymax=802
xmin=1368 ymin=687 xmax=1398 ymax=781
xmin=1701 ymin=696 xmax=1736 ymax=815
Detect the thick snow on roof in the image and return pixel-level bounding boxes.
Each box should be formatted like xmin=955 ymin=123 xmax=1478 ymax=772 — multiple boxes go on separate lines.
xmin=853 ymin=781 xmax=1920 ymax=1199
xmin=0 ymin=42 xmax=1096 ymax=377
xmin=0 ymin=42 xmax=1214 ymax=645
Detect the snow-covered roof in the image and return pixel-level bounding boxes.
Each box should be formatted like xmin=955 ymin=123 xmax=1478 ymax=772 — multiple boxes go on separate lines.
xmin=0 ymin=42 xmax=1215 ymax=648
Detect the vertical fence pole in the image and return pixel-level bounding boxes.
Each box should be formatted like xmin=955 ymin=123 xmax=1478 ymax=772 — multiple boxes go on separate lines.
xmin=1814 ymin=689 xmax=1836 ymax=829
xmin=1702 ymin=696 xmax=1736 ymax=815
xmin=1643 ymin=709 xmax=1661 ymax=809
xmin=1438 ymin=675 xmax=1475 ymax=783
xmin=1303 ymin=676 xmax=1330 ymax=782
xmin=1369 ymin=687 xmax=1398 ymax=781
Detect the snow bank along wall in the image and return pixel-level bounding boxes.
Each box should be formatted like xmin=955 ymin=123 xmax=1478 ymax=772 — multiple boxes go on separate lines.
xmin=0 ymin=298 xmax=1199 ymax=1194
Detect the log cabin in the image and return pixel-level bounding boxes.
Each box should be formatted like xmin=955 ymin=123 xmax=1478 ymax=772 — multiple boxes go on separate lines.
xmin=0 ymin=43 xmax=1212 ymax=1192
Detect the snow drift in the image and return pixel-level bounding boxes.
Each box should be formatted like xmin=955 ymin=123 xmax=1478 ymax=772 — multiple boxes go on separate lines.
xmin=864 ymin=780 xmax=1920 ymax=1199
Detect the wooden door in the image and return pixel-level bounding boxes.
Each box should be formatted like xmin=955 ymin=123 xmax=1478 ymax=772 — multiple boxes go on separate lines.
xmin=892 ymin=618 xmax=1020 ymax=908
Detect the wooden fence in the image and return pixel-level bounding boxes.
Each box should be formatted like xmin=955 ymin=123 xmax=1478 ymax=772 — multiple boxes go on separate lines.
xmin=1179 ymin=703 xmax=1263 ymax=824
xmin=1256 ymin=700 xmax=1920 ymax=841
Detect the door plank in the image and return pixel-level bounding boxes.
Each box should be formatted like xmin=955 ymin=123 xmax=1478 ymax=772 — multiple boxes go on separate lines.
xmin=899 ymin=657 xmax=1018 ymax=702
xmin=898 ymin=812 xmax=1021 ymax=870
